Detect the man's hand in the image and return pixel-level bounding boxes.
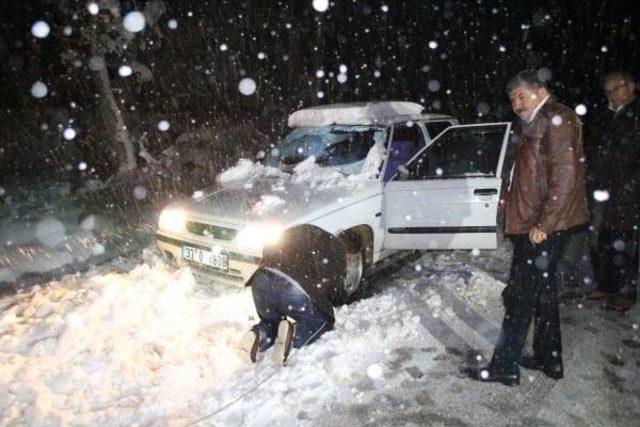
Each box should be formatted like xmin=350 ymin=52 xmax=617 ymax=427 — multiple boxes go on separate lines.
xmin=529 ymin=226 xmax=547 ymax=244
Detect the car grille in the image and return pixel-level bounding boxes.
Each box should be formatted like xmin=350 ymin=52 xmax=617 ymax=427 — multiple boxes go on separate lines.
xmin=185 ymin=221 xmax=238 ymax=241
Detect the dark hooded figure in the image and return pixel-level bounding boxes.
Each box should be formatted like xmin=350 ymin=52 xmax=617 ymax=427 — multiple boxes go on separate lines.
xmin=238 ymin=226 xmax=346 ymax=365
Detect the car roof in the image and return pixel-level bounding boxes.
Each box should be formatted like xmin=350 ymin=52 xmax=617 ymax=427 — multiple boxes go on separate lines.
xmin=288 ymin=101 xmax=453 ymax=127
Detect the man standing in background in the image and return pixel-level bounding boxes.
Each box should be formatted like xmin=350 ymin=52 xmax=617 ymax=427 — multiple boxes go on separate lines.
xmin=587 ymin=71 xmax=640 ymax=312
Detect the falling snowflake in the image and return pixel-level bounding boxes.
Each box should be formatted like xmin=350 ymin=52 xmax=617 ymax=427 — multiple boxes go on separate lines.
xmin=593 ymin=190 xmax=609 ymax=202
xmin=133 ymin=186 xmax=147 ymax=200
xmin=31 ymin=21 xmax=51 ymax=38
xmin=428 ymin=80 xmax=441 ymax=92
xmin=30 ymin=81 xmax=48 ymax=98
xmin=87 ymin=2 xmax=99 ymax=15
xmin=574 ymin=104 xmax=587 ymax=116
xmin=123 ymin=11 xmax=146 ymax=33
xmin=239 ymin=78 xmax=256 ymax=96
xmin=157 ymin=120 xmax=170 ymax=131
xmin=551 ymin=115 xmax=563 ymax=126
xmin=312 ymin=0 xmax=329 ymax=12
xmin=428 ymin=40 xmax=438 ymax=49
xmin=337 ymin=73 xmax=348 ymax=84
xmin=118 ymin=65 xmax=133 ymax=77
xmin=63 ymin=128 xmax=77 ymax=141
xmin=167 ymin=19 xmax=178 ymax=30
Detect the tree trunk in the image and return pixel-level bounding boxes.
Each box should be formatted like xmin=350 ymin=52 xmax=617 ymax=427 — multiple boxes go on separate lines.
xmin=93 ymin=60 xmax=137 ymax=173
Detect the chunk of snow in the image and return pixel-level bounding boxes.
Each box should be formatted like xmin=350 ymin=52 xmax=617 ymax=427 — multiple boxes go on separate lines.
xmin=123 ymin=11 xmax=146 ymax=33
xmin=288 ymin=102 xmax=425 ymax=127
xmin=92 ymin=243 xmax=105 ymax=256
xmin=239 ymin=78 xmax=256 ymax=96
xmin=252 ymin=195 xmax=286 ymax=215
xmin=367 ymin=363 xmax=384 ymax=379
xmin=312 ymin=0 xmax=329 ymax=12
xmin=118 ymin=65 xmax=133 ymax=77
xmin=35 ymin=217 xmax=66 ymax=248
xmin=31 ymin=21 xmax=51 ymax=38
xmin=575 ymin=104 xmax=587 ymax=116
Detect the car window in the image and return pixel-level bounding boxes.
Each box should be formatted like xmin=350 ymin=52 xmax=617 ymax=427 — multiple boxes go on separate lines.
xmin=267 ymin=125 xmax=387 ymax=175
xmin=424 ymin=121 xmax=452 ymax=140
xmin=383 ymin=123 xmax=426 ymax=181
xmin=400 ymin=126 xmax=506 ymax=180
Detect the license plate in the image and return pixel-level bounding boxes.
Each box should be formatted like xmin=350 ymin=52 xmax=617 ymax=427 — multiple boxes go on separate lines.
xmin=182 ymin=246 xmax=228 ymax=270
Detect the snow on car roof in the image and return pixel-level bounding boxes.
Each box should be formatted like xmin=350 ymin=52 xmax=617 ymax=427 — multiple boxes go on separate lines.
xmin=288 ymin=101 xmax=452 ymax=127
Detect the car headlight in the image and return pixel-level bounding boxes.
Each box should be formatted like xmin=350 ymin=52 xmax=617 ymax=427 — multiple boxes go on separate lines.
xmin=158 ymin=209 xmax=185 ymax=233
xmin=236 ymin=224 xmax=284 ymax=253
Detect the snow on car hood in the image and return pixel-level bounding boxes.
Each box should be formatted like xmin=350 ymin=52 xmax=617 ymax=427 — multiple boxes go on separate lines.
xmin=181 ymin=158 xmax=383 ymax=226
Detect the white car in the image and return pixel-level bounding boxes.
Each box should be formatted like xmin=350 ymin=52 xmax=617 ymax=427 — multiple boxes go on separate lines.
xmin=156 ymin=101 xmax=511 ymax=303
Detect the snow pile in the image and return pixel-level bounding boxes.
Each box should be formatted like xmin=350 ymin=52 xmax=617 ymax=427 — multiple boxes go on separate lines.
xmin=216 ymin=158 xmax=285 ymax=185
xmin=252 ymin=195 xmax=286 ymax=216
xmin=0 ymin=264 xmax=254 ymax=425
xmin=288 ymin=102 xmax=425 ymax=127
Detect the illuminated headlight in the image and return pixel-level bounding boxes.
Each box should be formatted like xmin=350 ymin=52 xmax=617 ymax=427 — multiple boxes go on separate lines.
xmin=158 ymin=209 xmax=185 ymax=233
xmin=236 ymin=224 xmax=284 ymax=253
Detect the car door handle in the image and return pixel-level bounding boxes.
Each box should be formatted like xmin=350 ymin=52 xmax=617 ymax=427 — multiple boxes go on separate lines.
xmin=474 ymin=188 xmax=498 ymax=196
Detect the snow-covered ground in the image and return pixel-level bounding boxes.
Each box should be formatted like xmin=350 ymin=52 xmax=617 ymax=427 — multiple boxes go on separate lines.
xmin=1 ymin=180 xmax=639 ymax=426
xmin=1 ymin=245 xmax=639 ymax=426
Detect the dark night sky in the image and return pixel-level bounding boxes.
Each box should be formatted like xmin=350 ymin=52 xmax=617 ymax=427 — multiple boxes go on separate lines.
xmin=0 ymin=0 xmax=638 ymax=178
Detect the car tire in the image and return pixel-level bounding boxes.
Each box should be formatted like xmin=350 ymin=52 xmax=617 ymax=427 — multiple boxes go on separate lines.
xmin=334 ymin=240 xmax=368 ymax=305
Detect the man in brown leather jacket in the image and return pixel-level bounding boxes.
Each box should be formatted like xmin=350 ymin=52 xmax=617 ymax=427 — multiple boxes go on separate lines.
xmin=473 ymin=70 xmax=589 ymax=385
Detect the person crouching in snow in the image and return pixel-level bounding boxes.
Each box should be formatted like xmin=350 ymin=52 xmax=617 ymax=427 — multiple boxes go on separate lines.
xmin=238 ymin=226 xmax=347 ymax=365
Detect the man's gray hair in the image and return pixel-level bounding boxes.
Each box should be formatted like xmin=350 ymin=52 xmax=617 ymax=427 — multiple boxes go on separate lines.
xmin=506 ymin=69 xmax=548 ymax=93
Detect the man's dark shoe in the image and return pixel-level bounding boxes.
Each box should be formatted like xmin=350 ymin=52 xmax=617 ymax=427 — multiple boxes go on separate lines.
xmin=469 ymin=366 xmax=520 ymax=386
xmin=519 ymin=355 xmax=563 ymax=380
xmin=519 ymin=354 xmax=543 ymax=370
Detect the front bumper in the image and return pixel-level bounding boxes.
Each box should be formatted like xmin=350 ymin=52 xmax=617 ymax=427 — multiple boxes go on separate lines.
xmin=156 ymin=233 xmax=261 ymax=286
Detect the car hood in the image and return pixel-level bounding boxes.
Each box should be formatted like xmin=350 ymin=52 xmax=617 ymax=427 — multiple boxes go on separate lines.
xmin=181 ymin=175 xmax=382 ymax=227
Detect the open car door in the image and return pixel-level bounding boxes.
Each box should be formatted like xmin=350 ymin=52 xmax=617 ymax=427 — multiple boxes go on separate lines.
xmin=382 ymin=123 xmax=511 ymax=250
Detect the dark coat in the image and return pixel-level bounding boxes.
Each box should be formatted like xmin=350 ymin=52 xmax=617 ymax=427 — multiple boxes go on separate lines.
xmin=506 ymin=98 xmax=589 ymax=235
xmin=588 ymin=96 xmax=640 ymax=229
xmin=257 ymin=226 xmax=346 ymax=323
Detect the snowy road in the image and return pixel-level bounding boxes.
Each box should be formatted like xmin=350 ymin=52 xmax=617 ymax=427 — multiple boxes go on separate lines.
xmin=1 ymin=242 xmax=639 ymax=426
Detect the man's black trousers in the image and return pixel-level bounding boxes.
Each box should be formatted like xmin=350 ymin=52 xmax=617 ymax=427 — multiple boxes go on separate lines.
xmin=490 ymin=229 xmax=572 ymax=376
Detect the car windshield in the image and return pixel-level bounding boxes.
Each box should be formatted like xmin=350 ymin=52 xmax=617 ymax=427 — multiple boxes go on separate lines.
xmin=267 ymin=125 xmax=387 ymax=175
